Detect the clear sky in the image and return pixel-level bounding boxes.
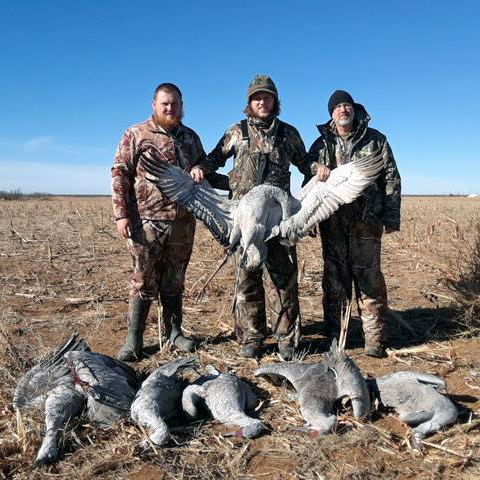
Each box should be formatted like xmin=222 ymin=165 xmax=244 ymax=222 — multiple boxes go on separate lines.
xmin=1 ymin=0 xmax=479 ymax=195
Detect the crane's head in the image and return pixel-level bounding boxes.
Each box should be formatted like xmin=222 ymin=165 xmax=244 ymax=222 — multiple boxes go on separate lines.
xmin=304 ymin=413 xmax=337 ymax=436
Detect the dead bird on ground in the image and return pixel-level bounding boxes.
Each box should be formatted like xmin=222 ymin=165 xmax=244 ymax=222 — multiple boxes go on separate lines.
xmin=64 ymin=350 xmax=140 ymax=427
xmin=254 ymin=339 xmax=370 ymax=436
xmin=182 ymin=365 xmax=266 ymax=438
xmin=13 ymin=333 xmax=89 ymax=410
xmin=131 ymin=356 xmax=197 ymax=448
xmin=367 ymin=371 xmax=458 ymax=446
xmin=12 ymin=334 xmax=90 ymax=467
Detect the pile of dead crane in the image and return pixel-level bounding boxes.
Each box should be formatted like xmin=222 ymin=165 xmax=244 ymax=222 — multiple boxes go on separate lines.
xmin=13 ymin=333 xmax=458 ymax=467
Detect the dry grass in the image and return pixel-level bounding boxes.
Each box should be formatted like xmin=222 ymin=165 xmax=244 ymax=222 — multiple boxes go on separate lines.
xmin=1 ymin=196 xmax=480 ymax=479
xmin=441 ymin=218 xmax=480 ymax=329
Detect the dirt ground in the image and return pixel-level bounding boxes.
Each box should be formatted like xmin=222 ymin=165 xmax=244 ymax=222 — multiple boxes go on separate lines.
xmin=0 ymin=196 xmax=479 ymax=479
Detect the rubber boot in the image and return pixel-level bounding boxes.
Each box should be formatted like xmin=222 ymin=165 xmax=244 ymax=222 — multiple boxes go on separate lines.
xmin=160 ymin=293 xmax=196 ymax=352
xmin=117 ymin=297 xmax=151 ymax=362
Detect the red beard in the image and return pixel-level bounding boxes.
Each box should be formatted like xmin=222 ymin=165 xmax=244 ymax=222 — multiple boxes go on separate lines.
xmin=154 ymin=114 xmax=182 ymax=132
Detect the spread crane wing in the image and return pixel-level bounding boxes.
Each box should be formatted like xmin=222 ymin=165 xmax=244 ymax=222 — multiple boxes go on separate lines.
xmin=273 ymin=151 xmax=385 ymax=242
xmin=64 ymin=352 xmax=139 ymax=413
xmin=13 ymin=333 xmax=90 ymax=410
xmin=140 ymin=146 xmax=234 ymax=247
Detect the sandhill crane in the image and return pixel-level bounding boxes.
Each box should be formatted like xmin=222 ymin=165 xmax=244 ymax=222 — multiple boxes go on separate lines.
xmin=182 ymin=365 xmax=266 ymax=438
xmin=254 ymin=308 xmax=370 ymax=435
xmin=254 ymin=338 xmax=370 ymax=435
xmin=131 ymin=356 xmax=197 ymax=447
xmin=13 ymin=334 xmax=89 ymax=467
xmin=140 ymin=145 xmax=384 ymax=271
xmin=367 ymin=371 xmax=458 ymax=445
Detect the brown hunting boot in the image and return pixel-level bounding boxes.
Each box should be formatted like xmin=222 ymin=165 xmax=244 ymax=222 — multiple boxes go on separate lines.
xmin=362 ymin=312 xmax=386 ymax=358
xmin=160 ymin=293 xmax=196 ymax=352
xmin=364 ymin=340 xmax=385 ymax=358
xmin=117 ymin=296 xmax=151 ymax=362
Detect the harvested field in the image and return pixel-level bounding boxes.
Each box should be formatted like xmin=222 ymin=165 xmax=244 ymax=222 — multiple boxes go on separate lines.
xmin=1 ymin=196 xmax=479 ymax=479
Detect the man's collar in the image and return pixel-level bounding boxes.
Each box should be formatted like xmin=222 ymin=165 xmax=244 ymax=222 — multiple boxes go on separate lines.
xmin=329 ymin=120 xmax=355 ymax=139
xmin=247 ymin=115 xmax=277 ymax=131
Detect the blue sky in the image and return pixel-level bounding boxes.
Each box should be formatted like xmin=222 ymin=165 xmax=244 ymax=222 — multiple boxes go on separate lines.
xmin=1 ymin=0 xmax=479 ymax=195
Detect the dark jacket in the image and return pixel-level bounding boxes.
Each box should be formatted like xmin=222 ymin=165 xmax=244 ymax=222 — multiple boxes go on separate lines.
xmin=305 ymin=104 xmax=401 ymax=230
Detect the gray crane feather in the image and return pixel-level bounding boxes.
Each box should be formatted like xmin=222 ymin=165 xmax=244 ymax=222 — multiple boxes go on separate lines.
xmin=141 ymin=147 xmax=234 ymax=246
xmin=64 ymin=351 xmax=140 ymax=426
xmin=369 ymin=371 xmax=458 ymax=439
xmin=272 ymin=151 xmax=385 ymax=242
xmin=13 ymin=333 xmax=90 ymax=410
xmin=182 ymin=367 xmax=266 ymax=439
xmin=131 ymin=357 xmax=197 ymax=447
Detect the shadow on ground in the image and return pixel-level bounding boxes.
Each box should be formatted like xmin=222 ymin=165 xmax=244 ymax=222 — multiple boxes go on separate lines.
xmin=297 ymin=306 xmax=465 ymax=353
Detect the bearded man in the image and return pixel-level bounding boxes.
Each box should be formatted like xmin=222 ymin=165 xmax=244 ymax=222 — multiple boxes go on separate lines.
xmin=111 ymin=83 xmax=205 ymax=361
xmin=191 ymin=75 xmax=315 ymax=360
xmin=305 ymin=90 xmax=401 ymax=357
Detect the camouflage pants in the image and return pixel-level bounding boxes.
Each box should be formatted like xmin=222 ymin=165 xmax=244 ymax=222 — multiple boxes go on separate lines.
xmin=233 ymin=241 xmax=300 ymax=346
xmin=127 ymin=213 xmax=196 ymax=301
xmin=320 ymin=212 xmax=387 ymax=347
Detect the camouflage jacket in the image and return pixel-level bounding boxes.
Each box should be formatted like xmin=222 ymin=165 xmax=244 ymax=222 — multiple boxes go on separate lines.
xmin=111 ymin=117 xmax=206 ymax=222
xmin=199 ymin=117 xmax=310 ymax=199
xmin=306 ymin=105 xmax=401 ymax=230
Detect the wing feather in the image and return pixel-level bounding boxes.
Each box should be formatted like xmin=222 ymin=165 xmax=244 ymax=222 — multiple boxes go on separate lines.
xmin=140 ymin=149 xmax=233 ymax=246
xmin=277 ymin=151 xmax=385 ymax=241
xmin=13 ymin=333 xmax=90 ymax=409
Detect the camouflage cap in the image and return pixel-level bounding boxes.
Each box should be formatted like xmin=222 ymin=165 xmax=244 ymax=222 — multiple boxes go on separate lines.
xmin=247 ymin=75 xmax=278 ymax=101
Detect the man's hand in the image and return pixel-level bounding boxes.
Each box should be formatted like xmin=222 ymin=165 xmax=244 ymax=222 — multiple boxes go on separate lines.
xmin=384 ymin=226 xmax=397 ymax=234
xmin=190 ymin=166 xmax=204 ymax=184
xmin=316 ymin=165 xmax=331 ymax=182
xmin=116 ymin=217 xmax=132 ymax=238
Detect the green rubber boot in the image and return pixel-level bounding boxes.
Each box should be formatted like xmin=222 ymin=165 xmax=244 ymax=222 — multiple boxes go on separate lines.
xmin=117 ymin=297 xmax=151 ymax=362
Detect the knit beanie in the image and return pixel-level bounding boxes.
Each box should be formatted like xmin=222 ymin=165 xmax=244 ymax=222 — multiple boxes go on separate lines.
xmin=247 ymin=75 xmax=278 ymax=101
xmin=328 ymin=90 xmax=355 ymax=116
